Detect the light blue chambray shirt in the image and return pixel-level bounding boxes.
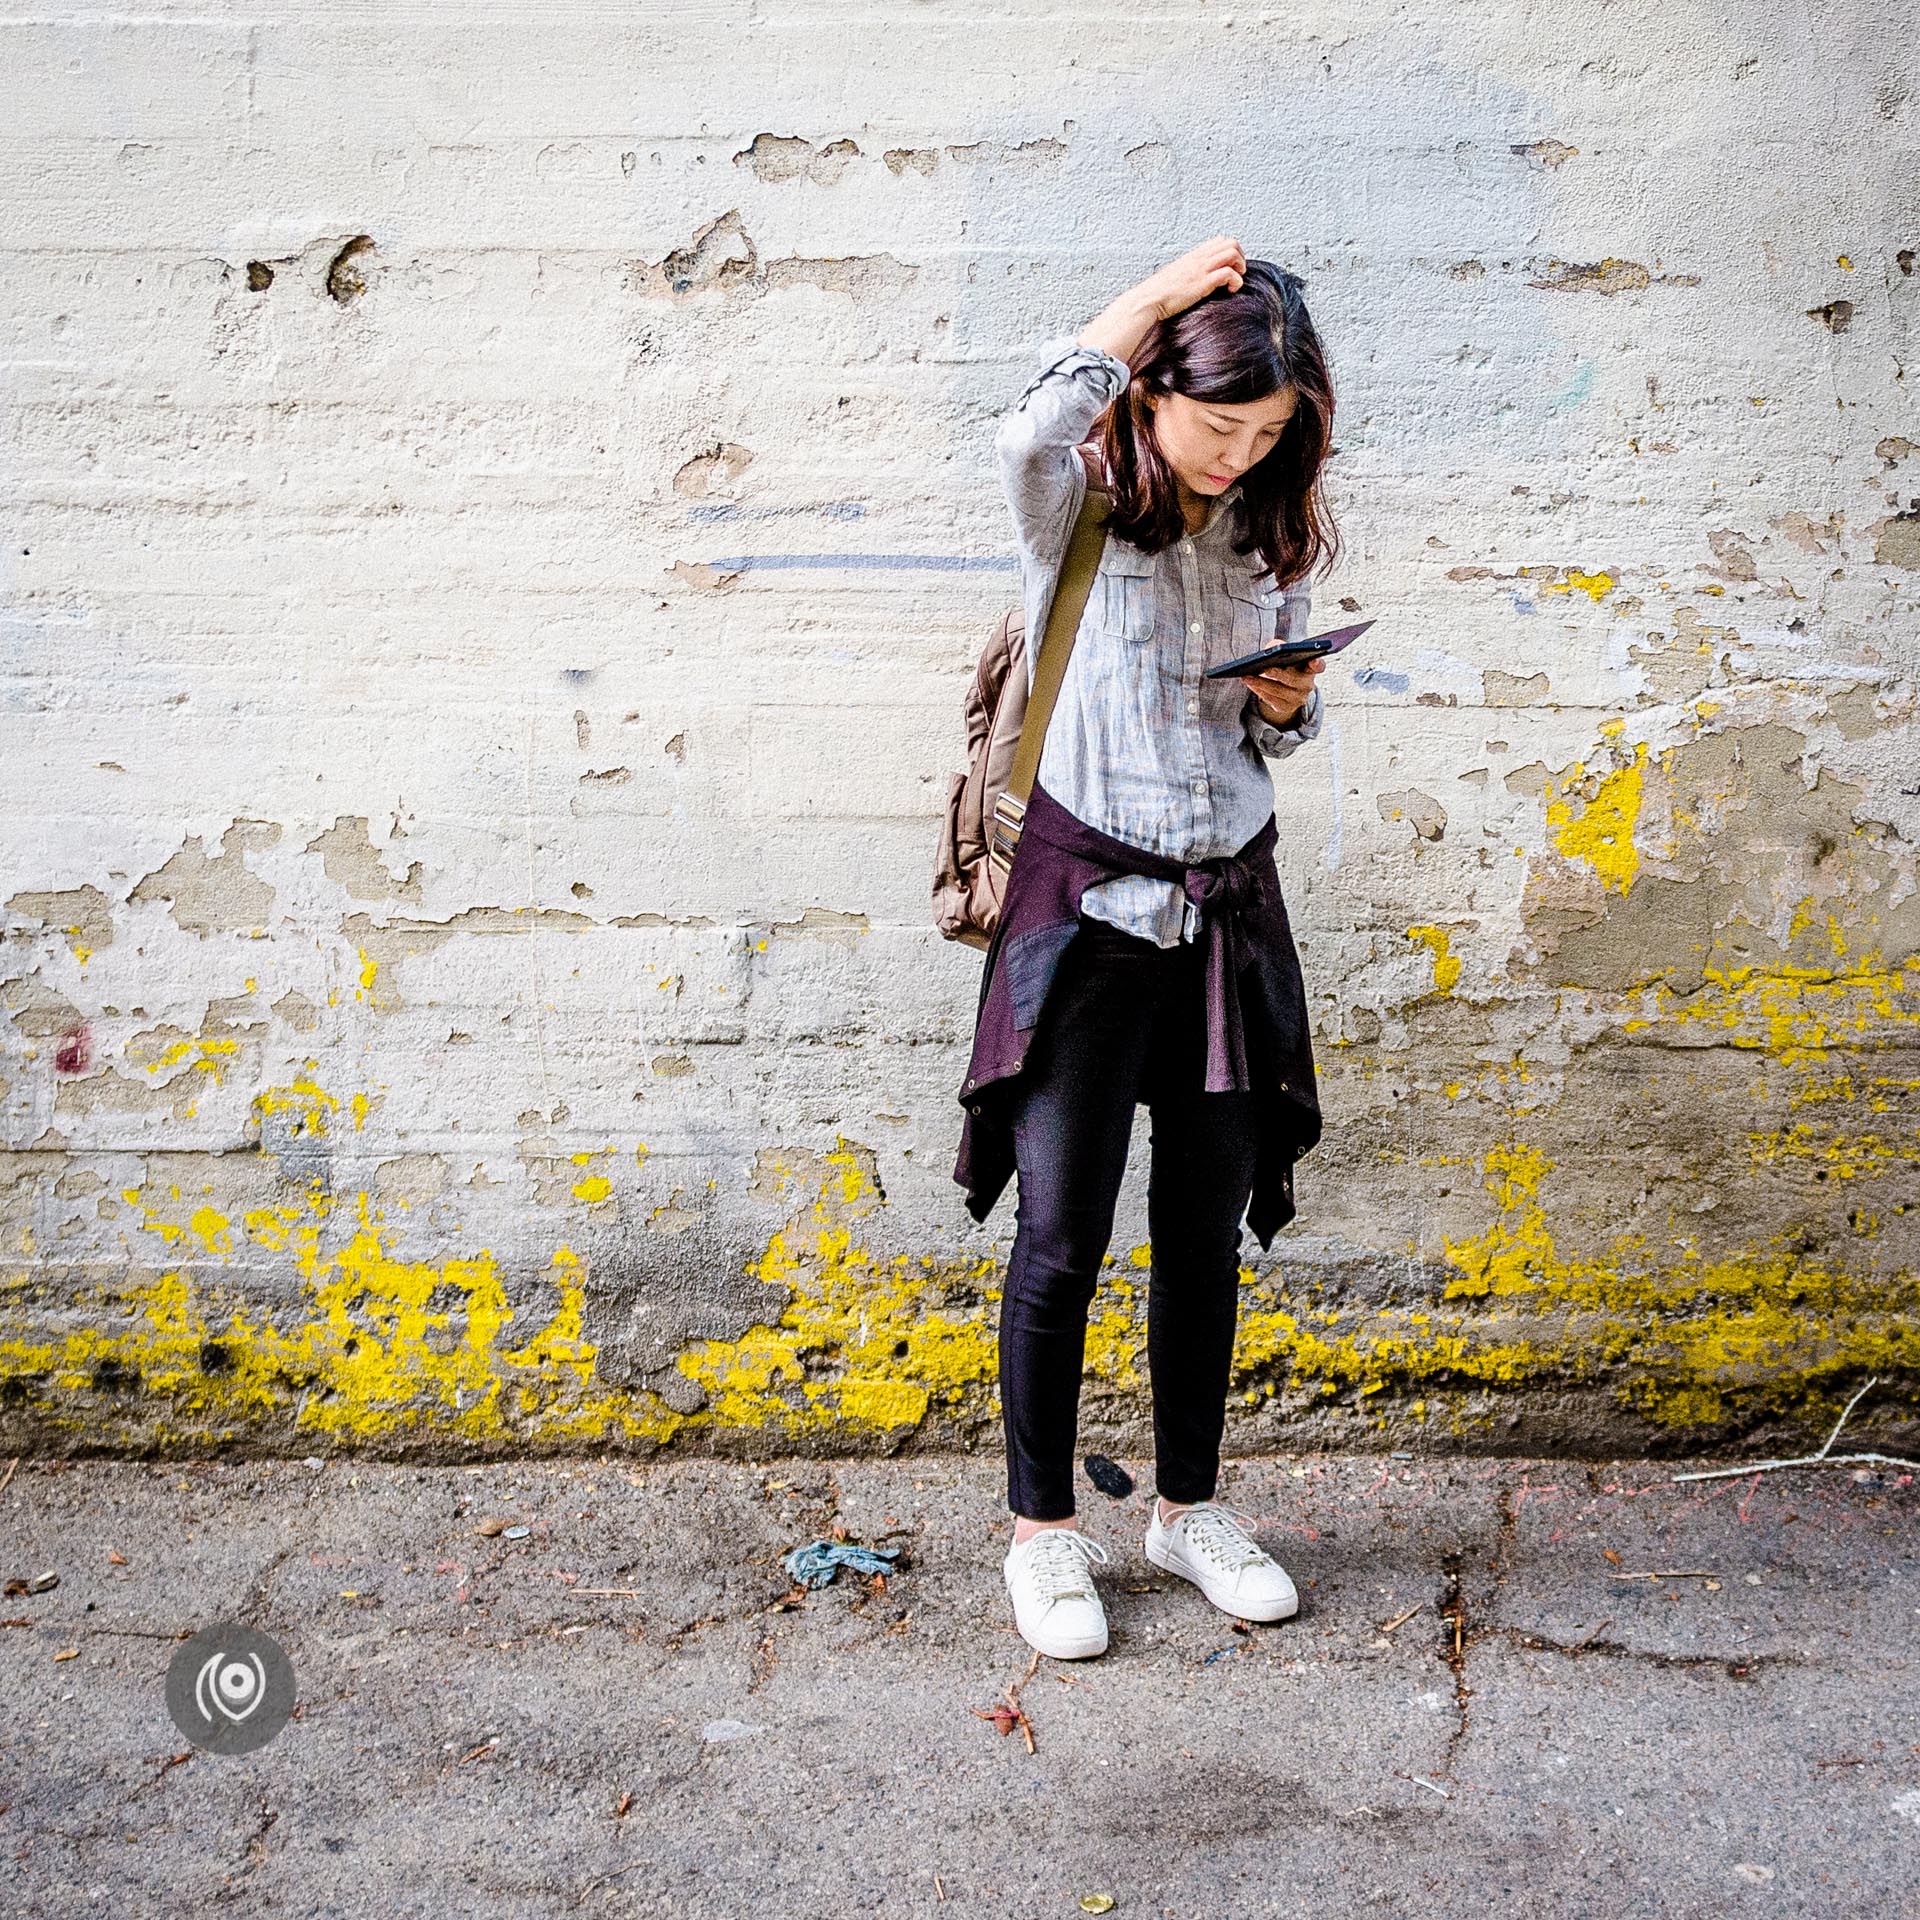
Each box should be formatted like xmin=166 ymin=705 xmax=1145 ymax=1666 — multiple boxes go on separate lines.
xmin=994 ymin=335 xmax=1325 ymax=948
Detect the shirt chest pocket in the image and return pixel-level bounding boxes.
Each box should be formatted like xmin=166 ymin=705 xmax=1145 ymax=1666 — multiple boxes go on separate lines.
xmin=1222 ymin=571 xmax=1294 ymax=657
xmin=1093 ymin=539 xmax=1157 ymax=645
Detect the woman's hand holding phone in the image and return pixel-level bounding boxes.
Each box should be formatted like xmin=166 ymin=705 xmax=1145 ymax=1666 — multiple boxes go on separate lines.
xmin=1242 ymin=654 xmax=1324 ymax=730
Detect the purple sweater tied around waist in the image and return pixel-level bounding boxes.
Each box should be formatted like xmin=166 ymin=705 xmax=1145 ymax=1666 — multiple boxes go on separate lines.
xmin=953 ymin=777 xmax=1322 ymax=1251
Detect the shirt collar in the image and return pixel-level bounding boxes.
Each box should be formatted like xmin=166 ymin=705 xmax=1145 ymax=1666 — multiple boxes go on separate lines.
xmin=1198 ymin=481 xmax=1243 ymax=538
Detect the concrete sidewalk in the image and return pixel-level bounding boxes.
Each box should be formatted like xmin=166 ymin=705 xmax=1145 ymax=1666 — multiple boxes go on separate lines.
xmin=3 ymin=1449 xmax=1915 ymax=1918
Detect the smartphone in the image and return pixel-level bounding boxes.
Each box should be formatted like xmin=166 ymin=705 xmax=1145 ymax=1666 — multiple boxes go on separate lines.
xmin=1203 ymin=618 xmax=1376 ymax=680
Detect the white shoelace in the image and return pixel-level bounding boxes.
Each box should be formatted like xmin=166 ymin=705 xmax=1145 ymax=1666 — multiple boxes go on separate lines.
xmin=1170 ymin=1503 xmax=1271 ymax=1573
xmin=1018 ymin=1528 xmax=1112 ymax=1605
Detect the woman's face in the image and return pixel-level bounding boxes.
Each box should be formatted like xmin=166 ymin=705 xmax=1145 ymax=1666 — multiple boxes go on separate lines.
xmin=1142 ymin=385 xmax=1298 ymax=510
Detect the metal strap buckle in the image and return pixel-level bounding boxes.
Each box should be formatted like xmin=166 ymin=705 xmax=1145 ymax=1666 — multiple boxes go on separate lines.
xmin=988 ymin=792 xmax=1025 ymax=870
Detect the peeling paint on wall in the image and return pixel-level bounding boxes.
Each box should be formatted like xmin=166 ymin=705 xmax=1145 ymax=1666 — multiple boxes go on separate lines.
xmin=1 ymin=1092 xmax=1910 ymax=1459
xmin=128 ymin=821 xmax=281 ymax=936
xmin=3 ymin=20 xmax=1916 ymax=1461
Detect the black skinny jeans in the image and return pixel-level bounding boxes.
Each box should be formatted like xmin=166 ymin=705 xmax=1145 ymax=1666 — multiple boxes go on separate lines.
xmin=998 ymin=913 xmax=1262 ymax=1521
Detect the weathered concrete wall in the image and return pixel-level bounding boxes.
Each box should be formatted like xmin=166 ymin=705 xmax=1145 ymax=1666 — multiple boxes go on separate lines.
xmin=2 ymin=3 xmax=1916 ymax=1463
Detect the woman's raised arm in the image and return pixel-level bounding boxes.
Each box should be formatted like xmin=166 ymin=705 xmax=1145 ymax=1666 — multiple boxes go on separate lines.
xmin=994 ymin=238 xmax=1248 ymax=569
xmin=992 ymin=339 xmax=1130 ymax=572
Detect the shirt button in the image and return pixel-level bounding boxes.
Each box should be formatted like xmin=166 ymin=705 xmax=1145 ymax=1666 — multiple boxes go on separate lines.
xmin=1189 ymin=620 xmax=1202 ymax=633
xmin=1182 ymin=540 xmax=1193 ymax=553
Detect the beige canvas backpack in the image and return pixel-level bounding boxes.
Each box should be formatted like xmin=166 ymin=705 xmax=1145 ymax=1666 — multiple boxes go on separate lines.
xmin=931 ymin=444 xmax=1112 ymax=951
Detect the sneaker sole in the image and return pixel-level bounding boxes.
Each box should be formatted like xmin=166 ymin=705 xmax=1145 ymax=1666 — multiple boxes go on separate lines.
xmin=1003 ymin=1577 xmax=1109 ymax=1659
xmin=1143 ymin=1531 xmax=1300 ymax=1622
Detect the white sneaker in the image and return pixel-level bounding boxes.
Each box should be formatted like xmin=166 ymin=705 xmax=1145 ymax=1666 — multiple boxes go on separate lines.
xmin=1003 ymin=1527 xmax=1113 ymax=1659
xmin=1144 ymin=1499 xmax=1299 ymax=1622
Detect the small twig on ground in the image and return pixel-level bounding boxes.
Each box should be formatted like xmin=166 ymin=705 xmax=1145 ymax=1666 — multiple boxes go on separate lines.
xmin=1672 ymin=1377 xmax=1918 ymax=1484
xmin=573 ymin=1588 xmax=646 ymax=1598
xmin=1378 ymin=1602 xmax=1422 ymax=1635
xmin=126 ymin=1751 xmax=193 ymax=1798
xmin=1395 ymin=1769 xmax=1451 ymax=1800
xmin=1608 ymin=1569 xmax=1719 ymax=1582
xmin=0 ymin=1457 xmax=19 ymax=1497
xmin=571 ymin=1863 xmax=645 ymax=1908
xmin=969 ymin=1671 xmax=1039 ymax=1753
xmin=1006 ymin=1682 xmax=1035 ymax=1755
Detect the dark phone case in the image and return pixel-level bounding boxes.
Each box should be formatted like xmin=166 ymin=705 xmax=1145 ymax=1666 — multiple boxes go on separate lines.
xmin=1204 ymin=617 xmax=1376 ymax=679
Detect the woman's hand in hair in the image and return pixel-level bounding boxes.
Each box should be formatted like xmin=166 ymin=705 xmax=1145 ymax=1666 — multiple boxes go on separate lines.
xmin=1077 ymin=238 xmax=1246 ymax=368
xmin=1142 ymin=237 xmax=1247 ymax=321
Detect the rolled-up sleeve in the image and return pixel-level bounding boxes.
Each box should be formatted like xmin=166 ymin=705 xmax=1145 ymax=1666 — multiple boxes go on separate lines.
xmin=1245 ymin=682 xmax=1325 ymax=758
xmin=1243 ymin=579 xmax=1326 ymax=757
xmin=994 ymin=335 xmax=1131 ymax=574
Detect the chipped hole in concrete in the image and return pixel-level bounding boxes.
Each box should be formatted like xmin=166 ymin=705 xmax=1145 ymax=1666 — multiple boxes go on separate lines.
xmin=326 ymin=234 xmax=376 ymax=303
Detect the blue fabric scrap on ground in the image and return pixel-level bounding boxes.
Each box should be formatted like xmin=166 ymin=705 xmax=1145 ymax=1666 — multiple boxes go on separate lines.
xmin=782 ymin=1540 xmax=901 ymax=1589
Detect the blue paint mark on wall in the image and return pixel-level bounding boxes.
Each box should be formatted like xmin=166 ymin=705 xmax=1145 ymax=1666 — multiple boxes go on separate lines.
xmin=1547 ymin=358 xmax=1595 ymax=413
xmin=688 ymin=501 xmax=868 ymax=523
xmin=705 ymin=554 xmax=1018 ymax=573
xmin=1352 ymin=665 xmax=1410 ymax=693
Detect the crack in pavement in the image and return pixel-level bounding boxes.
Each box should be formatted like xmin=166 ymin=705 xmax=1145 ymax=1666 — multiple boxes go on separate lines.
xmin=235 ymin=1797 xmax=278 ymax=1876
xmin=253 ymin=1542 xmax=298 ymax=1605
xmin=1434 ymin=1549 xmax=1472 ymax=1773
xmin=1427 ymin=1468 xmax=1801 ymax=1787
xmin=1499 ymin=1628 xmax=1801 ymax=1680
xmin=1431 ymin=1479 xmax=1525 ymax=1779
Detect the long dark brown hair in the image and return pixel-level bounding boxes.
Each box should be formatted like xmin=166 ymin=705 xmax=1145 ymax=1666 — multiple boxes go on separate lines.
xmin=1090 ymin=259 xmax=1341 ymax=592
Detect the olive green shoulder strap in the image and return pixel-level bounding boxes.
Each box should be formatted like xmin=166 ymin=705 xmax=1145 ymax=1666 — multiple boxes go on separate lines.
xmin=989 ymin=456 xmax=1109 ymax=866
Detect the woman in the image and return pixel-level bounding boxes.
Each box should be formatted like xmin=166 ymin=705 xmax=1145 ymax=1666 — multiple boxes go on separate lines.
xmin=956 ymin=237 xmax=1340 ymax=1659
